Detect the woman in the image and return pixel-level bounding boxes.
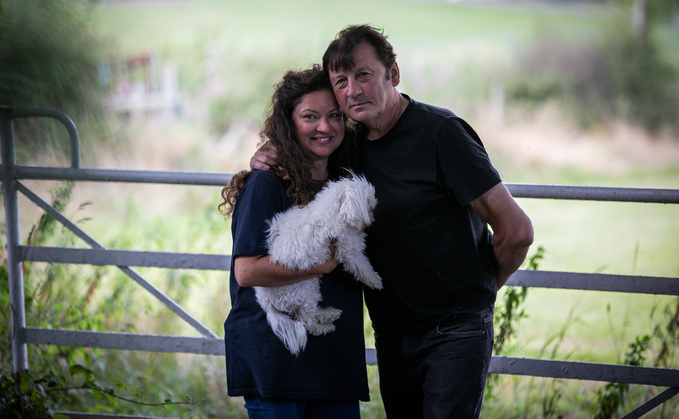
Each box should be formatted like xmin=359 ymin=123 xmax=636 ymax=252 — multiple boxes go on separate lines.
xmin=219 ymin=65 xmax=368 ymax=419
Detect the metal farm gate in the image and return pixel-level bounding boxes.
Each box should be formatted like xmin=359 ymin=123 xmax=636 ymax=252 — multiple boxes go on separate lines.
xmin=2 ymin=107 xmax=678 ymax=418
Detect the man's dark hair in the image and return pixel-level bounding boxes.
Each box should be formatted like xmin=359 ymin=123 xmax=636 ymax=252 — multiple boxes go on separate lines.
xmin=322 ymin=25 xmax=397 ymax=79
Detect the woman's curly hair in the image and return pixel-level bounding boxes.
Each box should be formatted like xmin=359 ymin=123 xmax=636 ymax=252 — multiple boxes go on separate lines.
xmin=219 ymin=65 xmax=357 ymax=217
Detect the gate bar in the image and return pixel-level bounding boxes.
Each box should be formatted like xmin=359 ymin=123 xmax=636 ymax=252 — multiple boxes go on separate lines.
xmin=19 ymin=246 xmax=678 ymax=296
xmin=0 ymin=107 xmax=28 ymax=371
xmin=5 ymin=107 xmax=81 ymax=169
xmin=506 ymin=183 xmax=679 ymax=204
xmin=17 ymin=182 xmax=218 ymax=338
xmin=13 ymin=165 xmax=232 ymax=186
xmin=21 ymin=246 xmax=231 ymax=271
xmin=24 ymin=328 xmax=225 ymax=356
xmin=507 ymin=270 xmax=679 ymax=296
xmin=6 ymin=164 xmax=679 ymax=203
xmin=621 ymin=387 xmax=679 ymax=419
xmin=490 ymin=356 xmax=679 ymax=388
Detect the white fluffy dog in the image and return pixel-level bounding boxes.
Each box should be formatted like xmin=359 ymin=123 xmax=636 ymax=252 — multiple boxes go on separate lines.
xmin=255 ymin=175 xmax=382 ymax=356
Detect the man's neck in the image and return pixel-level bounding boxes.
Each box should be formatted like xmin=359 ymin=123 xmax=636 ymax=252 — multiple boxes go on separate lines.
xmin=366 ymin=93 xmax=408 ymax=141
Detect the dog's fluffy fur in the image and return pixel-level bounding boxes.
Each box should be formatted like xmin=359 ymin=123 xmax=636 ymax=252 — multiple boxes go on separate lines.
xmin=255 ymin=175 xmax=382 ymax=356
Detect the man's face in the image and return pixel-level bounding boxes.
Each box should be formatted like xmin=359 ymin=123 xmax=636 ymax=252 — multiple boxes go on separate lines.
xmin=328 ymin=42 xmax=399 ymax=128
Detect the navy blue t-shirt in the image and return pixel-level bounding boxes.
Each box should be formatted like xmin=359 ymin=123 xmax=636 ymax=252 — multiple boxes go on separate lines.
xmin=360 ymin=95 xmax=502 ymax=337
xmin=224 ymin=170 xmax=369 ymax=401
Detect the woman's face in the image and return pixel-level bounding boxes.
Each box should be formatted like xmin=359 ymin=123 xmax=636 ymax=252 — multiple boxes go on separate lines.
xmin=292 ymin=89 xmax=344 ymax=163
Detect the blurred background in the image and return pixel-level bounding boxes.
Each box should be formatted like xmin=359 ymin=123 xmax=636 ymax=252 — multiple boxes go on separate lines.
xmin=1 ymin=0 xmax=678 ymax=417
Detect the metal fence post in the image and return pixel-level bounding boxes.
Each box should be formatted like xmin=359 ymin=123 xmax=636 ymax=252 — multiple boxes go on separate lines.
xmin=0 ymin=106 xmax=28 ymax=372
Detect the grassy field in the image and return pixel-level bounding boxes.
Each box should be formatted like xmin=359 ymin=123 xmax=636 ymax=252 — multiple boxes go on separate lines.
xmin=9 ymin=0 xmax=679 ymax=417
xmin=92 ymin=0 xmax=612 ymax=122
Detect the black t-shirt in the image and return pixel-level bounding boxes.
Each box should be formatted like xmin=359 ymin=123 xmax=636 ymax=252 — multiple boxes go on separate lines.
xmin=360 ymin=95 xmax=502 ymax=337
xmin=224 ymin=170 xmax=369 ymax=401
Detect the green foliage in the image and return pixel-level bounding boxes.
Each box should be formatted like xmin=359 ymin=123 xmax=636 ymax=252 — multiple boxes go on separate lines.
xmin=0 ymin=228 xmax=11 ymax=372
xmin=591 ymin=297 xmax=679 ymax=418
xmin=507 ymin=5 xmax=679 ymax=133
xmin=1 ymin=183 xmax=219 ymax=416
xmin=0 ymin=364 xmax=200 ymax=417
xmin=583 ymin=22 xmax=679 ymax=132
xmin=494 ymin=246 xmax=545 ymax=355
xmin=0 ymin=0 xmax=113 ymax=161
xmin=484 ymin=246 xmax=545 ymax=402
xmin=594 ymin=335 xmax=651 ymax=418
xmin=652 ymin=298 xmax=679 ymax=369
xmin=27 ymin=182 xmax=74 ymax=246
xmin=506 ymin=78 xmax=563 ymax=111
xmin=0 ymin=371 xmax=70 ymax=419
xmin=614 ymin=0 xmax=679 ymax=38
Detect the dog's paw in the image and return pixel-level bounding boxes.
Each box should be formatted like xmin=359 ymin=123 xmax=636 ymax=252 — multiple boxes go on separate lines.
xmin=361 ymin=273 xmax=383 ymax=290
xmin=318 ymin=307 xmax=342 ymax=323
xmin=305 ymin=307 xmax=342 ymax=336
xmin=307 ymin=321 xmax=337 ymax=336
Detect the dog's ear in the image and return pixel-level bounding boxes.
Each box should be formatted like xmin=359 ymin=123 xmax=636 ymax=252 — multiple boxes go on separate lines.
xmin=337 ymin=180 xmax=373 ymax=229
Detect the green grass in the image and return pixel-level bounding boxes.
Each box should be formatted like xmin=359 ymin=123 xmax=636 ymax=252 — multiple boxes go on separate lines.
xmin=93 ymin=0 xmax=610 ymax=119
xmin=95 ymin=0 xmax=604 ymax=52
xmin=519 ymin=199 xmax=679 ymax=276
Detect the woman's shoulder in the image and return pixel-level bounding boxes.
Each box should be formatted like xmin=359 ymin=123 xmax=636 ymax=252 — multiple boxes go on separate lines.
xmin=244 ymin=169 xmax=285 ymax=191
xmin=237 ymin=169 xmax=289 ymax=211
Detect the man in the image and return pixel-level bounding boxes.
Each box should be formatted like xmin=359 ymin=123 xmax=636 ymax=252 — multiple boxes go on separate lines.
xmin=251 ymin=25 xmax=534 ymax=419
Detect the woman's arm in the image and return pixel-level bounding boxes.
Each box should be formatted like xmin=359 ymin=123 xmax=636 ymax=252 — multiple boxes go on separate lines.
xmin=234 ymin=254 xmax=339 ymax=288
xmin=231 ymin=169 xmax=337 ymax=288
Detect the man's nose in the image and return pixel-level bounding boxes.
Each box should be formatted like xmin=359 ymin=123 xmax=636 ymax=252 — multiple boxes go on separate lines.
xmin=346 ymin=77 xmax=361 ymax=98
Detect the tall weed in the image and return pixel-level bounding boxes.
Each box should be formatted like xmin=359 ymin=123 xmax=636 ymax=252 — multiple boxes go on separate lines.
xmin=593 ymin=297 xmax=679 ymax=418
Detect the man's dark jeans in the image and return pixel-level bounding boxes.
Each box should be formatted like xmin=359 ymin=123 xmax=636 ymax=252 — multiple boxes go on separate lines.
xmin=375 ymin=305 xmax=494 ymax=419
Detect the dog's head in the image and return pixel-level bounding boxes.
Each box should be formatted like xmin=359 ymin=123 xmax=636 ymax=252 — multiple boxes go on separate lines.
xmin=334 ymin=176 xmax=377 ymax=230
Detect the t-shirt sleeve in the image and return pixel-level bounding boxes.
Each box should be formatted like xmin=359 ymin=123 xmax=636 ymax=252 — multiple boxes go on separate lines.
xmin=435 ymin=118 xmax=501 ymax=207
xmin=231 ymin=171 xmax=287 ymax=258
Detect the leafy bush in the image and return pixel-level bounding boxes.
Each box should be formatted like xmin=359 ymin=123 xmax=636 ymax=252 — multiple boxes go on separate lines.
xmin=483 ymin=246 xmax=544 ymax=405
xmin=0 ymin=182 xmax=247 ymax=419
xmin=0 ymin=0 xmax=113 ymax=161
xmin=506 ymin=9 xmax=679 ymax=133
xmin=0 ymin=370 xmax=70 ymax=419
xmin=601 ymin=33 xmax=679 ymax=131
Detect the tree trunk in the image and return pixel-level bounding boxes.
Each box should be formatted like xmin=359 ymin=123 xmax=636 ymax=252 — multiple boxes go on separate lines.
xmin=632 ymin=0 xmax=648 ymax=43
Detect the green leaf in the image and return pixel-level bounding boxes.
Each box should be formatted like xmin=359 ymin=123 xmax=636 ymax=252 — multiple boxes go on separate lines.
xmin=20 ymin=373 xmax=32 ymax=393
xmin=69 ymin=364 xmax=95 ymax=381
xmin=34 ymin=382 xmax=46 ymax=398
xmin=108 ymin=377 xmax=127 ymax=391
xmin=93 ymin=388 xmax=105 ymax=400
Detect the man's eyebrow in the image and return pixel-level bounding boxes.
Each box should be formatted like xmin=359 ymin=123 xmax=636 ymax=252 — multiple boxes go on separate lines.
xmin=355 ymin=65 xmax=373 ymax=73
